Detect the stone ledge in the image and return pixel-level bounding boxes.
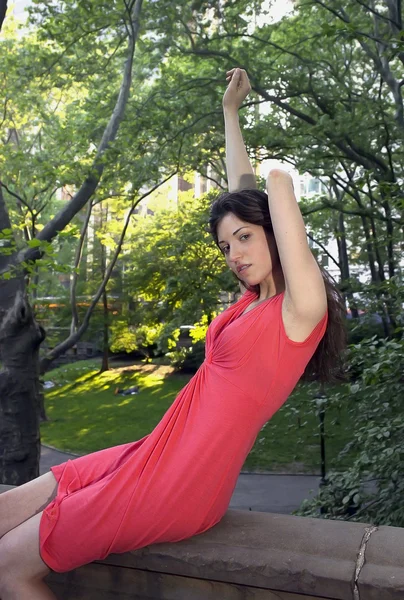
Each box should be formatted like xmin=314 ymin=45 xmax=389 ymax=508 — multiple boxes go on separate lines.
xmin=98 ymin=510 xmax=365 ymax=598
xmin=1 ymin=485 xmax=403 ymax=599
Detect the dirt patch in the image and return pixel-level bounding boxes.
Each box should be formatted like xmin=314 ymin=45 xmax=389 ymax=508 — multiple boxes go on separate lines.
xmin=112 ymin=363 xmax=176 ymax=378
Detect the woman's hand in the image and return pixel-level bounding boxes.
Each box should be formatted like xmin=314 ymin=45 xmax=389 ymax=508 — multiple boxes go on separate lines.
xmin=223 ymin=68 xmax=251 ymax=112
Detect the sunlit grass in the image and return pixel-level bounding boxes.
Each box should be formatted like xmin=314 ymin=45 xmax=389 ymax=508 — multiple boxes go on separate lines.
xmin=42 ymin=359 xmax=189 ymax=454
xmin=42 ymin=359 xmax=353 ymax=473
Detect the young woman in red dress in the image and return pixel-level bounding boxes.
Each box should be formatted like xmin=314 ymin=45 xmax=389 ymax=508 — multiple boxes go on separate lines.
xmin=0 ymin=68 xmax=345 ymax=599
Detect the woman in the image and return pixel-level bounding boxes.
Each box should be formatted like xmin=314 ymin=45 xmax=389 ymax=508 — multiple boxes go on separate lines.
xmin=0 ymin=68 xmax=345 ymax=599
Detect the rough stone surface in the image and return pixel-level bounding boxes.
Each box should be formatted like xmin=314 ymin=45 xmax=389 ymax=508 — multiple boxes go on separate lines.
xmin=100 ymin=510 xmax=366 ymax=599
xmin=46 ymin=563 xmax=328 ymax=600
xmin=358 ymin=525 xmax=404 ymax=600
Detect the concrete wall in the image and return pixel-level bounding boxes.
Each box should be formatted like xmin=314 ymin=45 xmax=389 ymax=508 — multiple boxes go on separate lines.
xmin=46 ymin=510 xmax=404 ymax=600
xmin=1 ymin=486 xmax=403 ymax=599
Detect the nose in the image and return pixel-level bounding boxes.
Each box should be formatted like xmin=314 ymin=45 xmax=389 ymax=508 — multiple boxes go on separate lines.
xmin=228 ymin=242 xmax=242 ymax=263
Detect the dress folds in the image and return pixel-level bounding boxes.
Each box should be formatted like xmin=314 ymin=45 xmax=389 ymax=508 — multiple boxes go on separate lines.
xmin=39 ymin=290 xmax=327 ymax=572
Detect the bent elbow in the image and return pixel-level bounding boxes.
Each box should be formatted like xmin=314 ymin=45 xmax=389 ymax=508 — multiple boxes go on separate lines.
xmin=267 ymin=169 xmax=293 ymax=186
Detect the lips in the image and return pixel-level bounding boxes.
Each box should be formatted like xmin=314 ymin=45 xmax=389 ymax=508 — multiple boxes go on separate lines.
xmin=237 ymin=264 xmax=251 ymax=274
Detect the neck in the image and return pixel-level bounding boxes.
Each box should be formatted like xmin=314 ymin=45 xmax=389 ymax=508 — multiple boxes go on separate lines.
xmin=258 ymin=266 xmax=285 ymax=302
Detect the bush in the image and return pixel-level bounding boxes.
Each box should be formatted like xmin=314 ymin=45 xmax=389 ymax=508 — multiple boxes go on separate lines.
xmin=296 ymin=337 xmax=404 ymax=526
xmin=109 ymin=321 xmax=162 ymax=359
xmin=167 ymin=341 xmax=206 ymax=373
xmin=346 ymin=314 xmax=388 ymax=345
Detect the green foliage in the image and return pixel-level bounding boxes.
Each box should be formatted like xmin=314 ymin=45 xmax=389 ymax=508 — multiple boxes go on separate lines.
xmin=3 ymin=0 xmax=403 ymax=342
xmin=189 ymin=314 xmax=210 ymax=343
xmin=2 ymin=2 xmax=403 ymax=527
xmin=122 ymin=189 xmax=236 ymax=352
xmin=346 ymin=315 xmax=387 ymax=346
xmin=167 ymin=341 xmax=206 ymax=373
xmin=143 ymin=0 xmax=404 ymax=328
xmin=296 ymin=338 xmax=404 ymax=526
xmin=109 ymin=320 xmax=163 ymax=357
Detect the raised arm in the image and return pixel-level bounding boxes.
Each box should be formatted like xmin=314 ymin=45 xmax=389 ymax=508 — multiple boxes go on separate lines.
xmin=266 ymin=169 xmax=327 ymax=322
xmin=223 ymin=68 xmax=257 ymax=192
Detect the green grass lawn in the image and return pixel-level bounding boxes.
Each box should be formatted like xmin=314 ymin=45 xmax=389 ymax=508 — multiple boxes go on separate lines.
xmin=42 ymin=359 xmax=355 ymax=473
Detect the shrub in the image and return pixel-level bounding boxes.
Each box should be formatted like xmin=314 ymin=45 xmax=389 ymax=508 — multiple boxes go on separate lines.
xmin=296 ymin=337 xmax=404 ymax=526
xmin=167 ymin=341 xmax=206 ymax=373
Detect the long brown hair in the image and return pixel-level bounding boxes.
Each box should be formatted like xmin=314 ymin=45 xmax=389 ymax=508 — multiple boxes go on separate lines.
xmin=208 ymin=189 xmax=346 ymax=383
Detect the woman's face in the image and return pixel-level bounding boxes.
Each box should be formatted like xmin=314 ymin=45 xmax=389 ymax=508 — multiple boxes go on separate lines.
xmin=216 ymin=213 xmax=279 ymax=287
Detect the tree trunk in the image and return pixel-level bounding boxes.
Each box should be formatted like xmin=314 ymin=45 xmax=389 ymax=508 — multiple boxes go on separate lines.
xmin=360 ymin=214 xmax=379 ymax=284
xmin=0 ymin=0 xmax=7 ymax=33
xmin=70 ymin=200 xmax=93 ymax=339
xmin=358 ymin=214 xmax=392 ymax=336
xmin=368 ymin=211 xmax=386 ymax=284
xmin=365 ymin=196 xmax=398 ymax=333
xmin=38 ymin=173 xmax=175 ymax=374
xmin=100 ymin=204 xmax=109 ymax=373
xmin=100 ymin=287 xmax=109 ymax=373
xmin=0 ymin=290 xmax=45 ymax=485
xmin=335 ymin=211 xmax=359 ymax=319
xmin=381 ymin=199 xmax=395 ymax=279
xmin=38 ymin=380 xmax=48 ymax=422
xmin=0 ymin=185 xmax=45 ymax=484
xmin=0 ymin=0 xmax=144 ymax=482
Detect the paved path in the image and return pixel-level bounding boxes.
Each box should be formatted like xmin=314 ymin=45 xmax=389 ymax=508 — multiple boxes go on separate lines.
xmin=40 ymin=445 xmax=320 ymax=515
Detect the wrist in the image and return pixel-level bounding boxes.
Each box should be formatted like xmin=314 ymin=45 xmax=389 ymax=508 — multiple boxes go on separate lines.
xmin=223 ymin=105 xmax=239 ymax=119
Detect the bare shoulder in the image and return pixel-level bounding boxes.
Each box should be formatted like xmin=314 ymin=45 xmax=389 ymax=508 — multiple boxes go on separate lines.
xmin=281 ymin=290 xmax=327 ymax=343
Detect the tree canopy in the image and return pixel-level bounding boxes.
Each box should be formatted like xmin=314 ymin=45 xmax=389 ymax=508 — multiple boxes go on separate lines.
xmin=0 ymin=0 xmax=403 ymax=496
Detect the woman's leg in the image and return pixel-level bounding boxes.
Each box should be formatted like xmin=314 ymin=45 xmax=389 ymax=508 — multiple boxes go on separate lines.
xmin=0 ymin=472 xmax=58 ymax=539
xmin=0 ymin=511 xmax=57 ymax=599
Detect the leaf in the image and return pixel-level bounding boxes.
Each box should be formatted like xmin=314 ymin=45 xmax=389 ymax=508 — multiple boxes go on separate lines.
xmin=27 ymin=238 xmax=43 ymax=248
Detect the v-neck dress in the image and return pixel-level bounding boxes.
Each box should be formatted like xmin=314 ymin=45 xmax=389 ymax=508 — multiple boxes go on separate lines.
xmin=39 ymin=290 xmax=327 ymax=573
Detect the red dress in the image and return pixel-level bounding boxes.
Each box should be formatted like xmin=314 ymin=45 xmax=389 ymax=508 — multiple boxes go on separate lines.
xmin=39 ymin=290 xmax=327 ymax=572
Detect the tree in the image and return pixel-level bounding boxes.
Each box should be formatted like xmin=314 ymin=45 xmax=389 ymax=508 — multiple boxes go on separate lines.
xmin=0 ymin=0 xmax=230 ymax=483
xmin=0 ymin=0 xmax=144 ymax=484
xmin=2 ymin=0 xmax=403 ymax=486
xmin=297 ymin=336 xmax=404 ymax=526
xmin=0 ymin=0 xmax=7 ymax=32
xmin=149 ymin=0 xmax=403 ymax=327
xmin=115 ymin=189 xmax=236 ymax=353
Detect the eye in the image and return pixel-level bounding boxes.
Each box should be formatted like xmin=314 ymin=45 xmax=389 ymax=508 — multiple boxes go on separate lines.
xmin=221 ymin=245 xmax=229 ymax=255
xmin=240 ymin=234 xmax=250 ymax=241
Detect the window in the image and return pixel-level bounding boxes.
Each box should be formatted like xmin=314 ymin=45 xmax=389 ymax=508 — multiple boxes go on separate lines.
xmin=308 ymin=178 xmax=321 ymax=194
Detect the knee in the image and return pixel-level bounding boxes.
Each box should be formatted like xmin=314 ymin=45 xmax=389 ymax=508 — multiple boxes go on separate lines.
xmin=0 ymin=540 xmax=14 ymax=593
xmin=0 ymin=535 xmax=23 ymax=593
